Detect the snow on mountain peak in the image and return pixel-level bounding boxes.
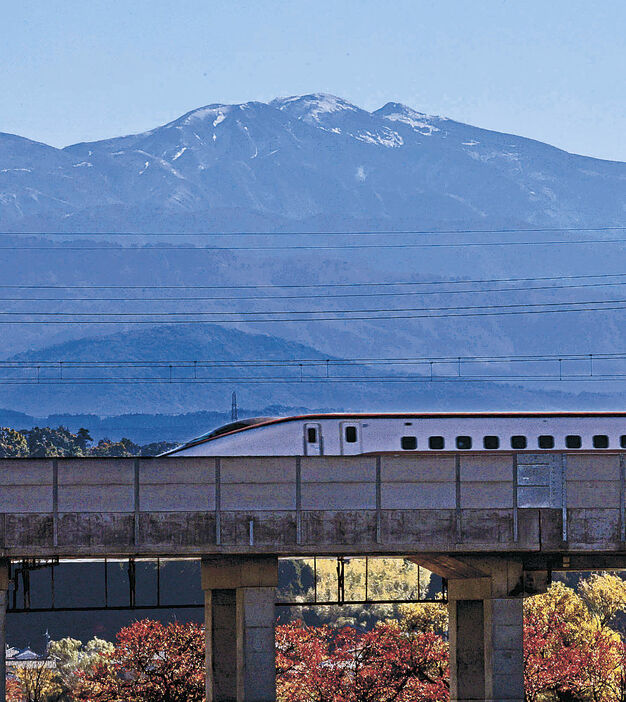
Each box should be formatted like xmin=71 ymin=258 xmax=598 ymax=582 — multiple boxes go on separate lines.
xmin=376 ymin=102 xmax=443 ymax=135
xmin=180 ymin=104 xmax=233 ymax=126
xmin=271 ymin=93 xmax=359 ymax=123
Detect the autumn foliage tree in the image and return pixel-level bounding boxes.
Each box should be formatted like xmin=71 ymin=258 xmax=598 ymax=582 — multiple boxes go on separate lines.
xmin=6 ymin=677 xmax=25 ymax=702
xmin=276 ymin=574 xmax=626 ymax=702
xmin=524 ymin=580 xmax=626 ymax=702
xmin=8 ymin=574 xmax=626 ymax=702
xmin=276 ymin=620 xmax=449 ymax=702
xmin=48 ymin=638 xmax=114 ymax=700
xmin=74 ymin=620 xmax=204 ymax=702
xmin=14 ymin=665 xmax=62 ymax=702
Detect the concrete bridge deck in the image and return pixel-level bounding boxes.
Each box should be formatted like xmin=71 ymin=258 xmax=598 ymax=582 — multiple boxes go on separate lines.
xmin=1 ymin=452 xmax=625 ymax=701
xmin=0 ymin=453 xmax=623 ymax=558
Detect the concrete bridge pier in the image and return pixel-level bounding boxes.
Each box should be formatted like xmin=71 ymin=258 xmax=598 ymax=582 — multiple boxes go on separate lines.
xmin=0 ymin=560 xmax=8 ymax=702
xmin=202 ymin=556 xmax=278 ymax=702
xmin=445 ymin=559 xmax=545 ymax=702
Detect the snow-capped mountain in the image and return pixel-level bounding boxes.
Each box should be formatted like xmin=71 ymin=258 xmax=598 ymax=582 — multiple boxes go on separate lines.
xmin=0 ymin=133 xmax=112 ymax=223
xmin=1 ymin=93 xmax=625 ymax=231
xmin=1 ymin=94 xmax=626 ymax=418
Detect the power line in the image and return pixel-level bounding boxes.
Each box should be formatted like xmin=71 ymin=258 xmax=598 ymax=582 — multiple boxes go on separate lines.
xmin=2 ymin=238 xmax=626 ymax=251
xmin=1 ymin=272 xmax=624 ymax=290
xmin=3 ymin=225 xmax=626 ymax=237
xmin=3 ymin=297 xmax=626 ymax=317
xmin=3 ymin=279 xmax=626 ymax=302
xmin=2 ymin=303 xmax=626 ymax=323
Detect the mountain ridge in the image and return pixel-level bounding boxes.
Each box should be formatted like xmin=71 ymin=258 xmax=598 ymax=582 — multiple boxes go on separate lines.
xmin=2 ymin=93 xmax=624 ymax=231
xmin=1 ymin=322 xmax=622 ymax=418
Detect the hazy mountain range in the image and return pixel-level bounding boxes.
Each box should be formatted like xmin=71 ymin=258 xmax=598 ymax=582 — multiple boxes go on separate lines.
xmin=0 ymin=324 xmax=622 ymax=432
xmin=0 ymin=94 xmax=625 ymax=430
xmin=1 ymin=93 xmax=625 ymax=231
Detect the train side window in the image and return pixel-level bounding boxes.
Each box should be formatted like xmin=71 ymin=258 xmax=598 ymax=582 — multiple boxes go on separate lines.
xmin=593 ymin=434 xmax=609 ymax=448
xmin=538 ymin=435 xmax=554 ymax=449
xmin=511 ymin=435 xmax=527 ymax=449
xmin=307 ymin=427 xmax=317 ymax=443
xmin=401 ymin=436 xmax=417 ymax=450
xmin=429 ymin=436 xmax=445 ymax=450
xmin=456 ymin=436 xmax=472 ymax=450
xmin=565 ymin=435 xmax=582 ymax=449
xmin=483 ymin=436 xmax=499 ymax=449
xmin=621 ymin=435 xmax=626 ymax=448
xmin=345 ymin=426 xmax=358 ymax=443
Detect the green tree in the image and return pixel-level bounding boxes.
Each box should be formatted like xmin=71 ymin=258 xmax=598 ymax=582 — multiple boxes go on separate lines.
xmin=279 ymin=558 xmax=439 ymax=629
xmin=21 ymin=427 xmax=85 ymax=457
xmin=0 ymin=427 xmax=29 ymax=457
xmin=89 ymin=437 xmax=140 ymax=457
xmin=398 ymin=602 xmax=448 ymax=636
xmin=140 ymin=441 xmax=178 ymax=456
xmin=0 ymin=424 xmax=174 ymax=458
xmin=75 ymin=429 xmax=93 ymax=452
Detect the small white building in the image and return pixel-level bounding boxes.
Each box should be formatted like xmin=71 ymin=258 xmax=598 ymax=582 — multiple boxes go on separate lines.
xmin=6 ymin=646 xmax=55 ymax=670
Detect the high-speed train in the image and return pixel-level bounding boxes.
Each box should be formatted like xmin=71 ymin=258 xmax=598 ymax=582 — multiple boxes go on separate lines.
xmin=162 ymin=412 xmax=626 ymax=456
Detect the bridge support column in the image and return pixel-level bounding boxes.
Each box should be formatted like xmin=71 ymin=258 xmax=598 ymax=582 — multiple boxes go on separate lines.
xmin=448 ymin=561 xmax=525 ymax=702
xmin=202 ymin=557 xmax=278 ymax=702
xmin=0 ymin=560 xmax=9 ymax=702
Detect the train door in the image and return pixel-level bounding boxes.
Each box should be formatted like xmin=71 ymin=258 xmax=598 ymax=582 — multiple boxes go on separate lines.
xmin=340 ymin=422 xmax=362 ymax=455
xmin=304 ymin=423 xmax=323 ymax=455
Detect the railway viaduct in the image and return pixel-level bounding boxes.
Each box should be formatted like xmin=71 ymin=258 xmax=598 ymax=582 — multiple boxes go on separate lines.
xmin=1 ymin=451 xmax=626 ymax=702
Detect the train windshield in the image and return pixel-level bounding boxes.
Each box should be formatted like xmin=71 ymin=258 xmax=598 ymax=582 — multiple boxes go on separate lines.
xmin=189 ymin=417 xmax=277 ymax=443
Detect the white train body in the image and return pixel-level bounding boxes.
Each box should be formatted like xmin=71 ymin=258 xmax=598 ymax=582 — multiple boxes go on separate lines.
xmin=163 ymin=412 xmax=626 ymax=457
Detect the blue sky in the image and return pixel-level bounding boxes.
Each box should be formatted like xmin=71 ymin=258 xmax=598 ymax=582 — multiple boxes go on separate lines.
xmin=2 ymin=0 xmax=624 ymax=160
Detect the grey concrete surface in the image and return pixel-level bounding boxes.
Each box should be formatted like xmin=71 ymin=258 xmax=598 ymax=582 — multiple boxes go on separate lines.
xmin=1 ymin=453 xmax=624 ymax=558
xmin=447 ymin=560 xmax=528 ymax=702
xmin=202 ymin=557 xmax=278 ymax=702
xmin=3 ymin=454 xmax=626 ymax=702
xmin=237 ymin=587 xmax=277 ymax=702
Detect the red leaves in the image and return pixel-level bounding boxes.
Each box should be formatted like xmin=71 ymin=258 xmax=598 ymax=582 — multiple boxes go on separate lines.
xmin=276 ymin=621 xmax=449 ymax=702
xmin=5 ymin=677 xmax=24 ymax=702
xmin=74 ymin=619 xmax=205 ymax=702
xmin=524 ymin=586 xmax=626 ymax=701
xmin=23 ymin=579 xmax=626 ymax=702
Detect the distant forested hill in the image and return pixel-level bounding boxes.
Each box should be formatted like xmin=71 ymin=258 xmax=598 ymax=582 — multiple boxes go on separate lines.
xmin=0 ymin=323 xmax=621 ymax=421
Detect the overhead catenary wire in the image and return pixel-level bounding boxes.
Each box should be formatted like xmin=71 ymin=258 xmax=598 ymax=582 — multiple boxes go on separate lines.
xmin=3 ymin=227 xmax=625 ymax=381
xmin=3 ymin=352 xmax=626 ymax=384
xmin=2 ymin=375 xmax=626 ymax=386
xmin=2 ymin=351 xmax=624 ymax=369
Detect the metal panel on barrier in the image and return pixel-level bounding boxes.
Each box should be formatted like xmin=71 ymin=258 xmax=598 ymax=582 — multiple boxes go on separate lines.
xmin=517 ymin=455 xmax=563 ymax=508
